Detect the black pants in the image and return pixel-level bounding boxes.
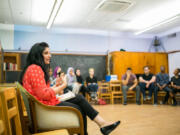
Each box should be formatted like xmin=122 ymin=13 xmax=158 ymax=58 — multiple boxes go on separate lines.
xmin=139 ymin=82 xmax=156 ymax=99
xmin=172 ymin=88 xmax=180 ymax=103
xmin=172 ymin=88 xmax=180 ymax=94
xmin=56 ymin=94 xmax=99 ymax=135
xmin=79 ymin=85 xmax=88 ymax=97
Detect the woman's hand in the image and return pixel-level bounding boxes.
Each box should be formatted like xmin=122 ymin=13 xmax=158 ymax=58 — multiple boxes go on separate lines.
xmin=55 ymin=76 xmax=62 ymax=86
xmin=59 ymin=89 xmax=64 ymax=95
xmin=52 ymin=75 xmax=67 ymax=94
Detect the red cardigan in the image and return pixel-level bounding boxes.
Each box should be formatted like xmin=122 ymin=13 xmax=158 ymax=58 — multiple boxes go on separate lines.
xmin=23 ymin=64 xmax=60 ymax=106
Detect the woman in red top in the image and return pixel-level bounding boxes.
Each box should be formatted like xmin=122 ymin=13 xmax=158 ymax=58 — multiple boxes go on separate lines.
xmin=20 ymin=42 xmax=120 ymax=135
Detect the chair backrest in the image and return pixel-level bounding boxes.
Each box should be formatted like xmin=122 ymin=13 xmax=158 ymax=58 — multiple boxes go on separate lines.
xmin=99 ymin=82 xmax=110 ymax=93
xmin=16 ymin=83 xmax=84 ymax=135
xmin=16 ymin=82 xmax=32 ymax=124
xmin=16 ymin=82 xmax=40 ymax=133
xmin=0 ymin=96 xmax=5 ymax=135
xmin=16 ymin=82 xmax=54 ymax=133
xmin=109 ymin=80 xmax=121 ymax=91
xmin=0 ymin=87 xmax=22 ymax=135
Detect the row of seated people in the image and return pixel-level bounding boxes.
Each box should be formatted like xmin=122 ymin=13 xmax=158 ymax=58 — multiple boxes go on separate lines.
xmin=49 ymin=65 xmax=180 ymax=106
xmin=49 ymin=66 xmax=99 ymax=101
xmin=122 ymin=66 xmax=180 ymax=106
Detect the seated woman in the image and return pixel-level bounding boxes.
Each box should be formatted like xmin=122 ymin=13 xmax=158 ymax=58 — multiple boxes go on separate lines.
xmin=66 ymin=67 xmax=80 ymax=94
xmin=53 ymin=66 xmax=62 ymax=78
xmin=20 ymin=42 xmax=120 ymax=135
xmin=75 ymin=68 xmax=87 ymax=97
xmin=86 ymin=68 xmax=98 ymax=100
xmin=49 ymin=66 xmax=62 ymax=86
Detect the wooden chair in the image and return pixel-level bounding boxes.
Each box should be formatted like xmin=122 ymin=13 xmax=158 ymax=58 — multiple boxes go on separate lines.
xmin=141 ymin=91 xmax=154 ymax=104
xmin=124 ymin=89 xmax=136 ymax=104
xmin=157 ymin=90 xmax=167 ymax=104
xmin=85 ymin=81 xmax=100 ymax=102
xmin=0 ymin=87 xmax=23 ymax=135
xmin=99 ymin=82 xmax=112 ymax=104
xmin=0 ymin=96 xmax=5 ymax=135
xmin=0 ymin=120 xmax=4 ymax=135
xmin=84 ymin=81 xmax=90 ymax=102
xmin=0 ymin=86 xmax=70 ymax=135
xmin=174 ymin=92 xmax=180 ymax=105
xmin=110 ymin=80 xmax=123 ymax=104
xmin=16 ymin=82 xmax=84 ymax=135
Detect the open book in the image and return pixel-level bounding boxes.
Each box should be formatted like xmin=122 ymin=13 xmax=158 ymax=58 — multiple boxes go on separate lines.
xmin=56 ymin=91 xmax=75 ymax=102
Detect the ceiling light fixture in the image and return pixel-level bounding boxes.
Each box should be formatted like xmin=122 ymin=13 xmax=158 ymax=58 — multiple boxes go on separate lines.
xmin=46 ymin=0 xmax=63 ymax=29
xmin=135 ymin=15 xmax=180 ymax=35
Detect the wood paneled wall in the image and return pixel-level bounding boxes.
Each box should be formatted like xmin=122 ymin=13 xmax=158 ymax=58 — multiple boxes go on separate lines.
xmin=111 ymin=51 xmax=168 ymax=80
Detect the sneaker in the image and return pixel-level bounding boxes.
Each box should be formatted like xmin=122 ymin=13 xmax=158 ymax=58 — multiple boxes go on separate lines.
xmin=172 ymin=101 xmax=177 ymax=106
xmin=147 ymin=96 xmax=151 ymax=100
xmin=123 ymin=102 xmax=127 ymax=105
xmin=153 ymin=103 xmax=158 ymax=106
xmin=162 ymin=101 xmax=166 ymax=105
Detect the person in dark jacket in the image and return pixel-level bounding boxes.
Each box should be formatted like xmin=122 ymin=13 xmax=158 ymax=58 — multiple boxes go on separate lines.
xmin=75 ymin=68 xmax=88 ymax=97
xmin=155 ymin=66 xmax=172 ymax=105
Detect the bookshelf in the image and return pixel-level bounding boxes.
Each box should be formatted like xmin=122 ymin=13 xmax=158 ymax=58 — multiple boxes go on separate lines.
xmin=3 ymin=52 xmax=21 ymax=71
xmin=2 ymin=52 xmax=22 ymax=83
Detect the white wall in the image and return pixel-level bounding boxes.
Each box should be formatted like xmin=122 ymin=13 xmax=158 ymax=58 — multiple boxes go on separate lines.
xmin=109 ymin=36 xmax=151 ymax=52
xmin=13 ymin=25 xmax=152 ymax=53
xmin=0 ymin=24 xmax=153 ymax=53
xmin=168 ymin=52 xmax=180 ymax=77
xmin=161 ymin=32 xmax=180 ymax=51
xmin=0 ymin=29 xmax=14 ymax=50
xmin=161 ymin=31 xmax=180 ymax=76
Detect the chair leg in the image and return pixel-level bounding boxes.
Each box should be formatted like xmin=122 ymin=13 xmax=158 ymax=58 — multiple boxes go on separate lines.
xmin=141 ymin=94 xmax=144 ymax=104
xmin=67 ymin=129 xmax=75 ymax=135
xmin=111 ymin=96 xmax=114 ymax=104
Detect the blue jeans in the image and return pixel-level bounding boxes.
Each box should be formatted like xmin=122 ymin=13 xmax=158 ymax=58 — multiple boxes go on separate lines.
xmin=154 ymin=86 xmax=172 ymax=104
xmin=122 ymin=85 xmax=141 ymax=103
xmin=139 ymin=82 xmax=156 ymax=99
xmin=87 ymin=84 xmax=98 ymax=92
xmin=87 ymin=84 xmax=98 ymax=99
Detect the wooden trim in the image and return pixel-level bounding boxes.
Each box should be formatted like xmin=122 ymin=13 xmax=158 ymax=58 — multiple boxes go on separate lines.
xmin=4 ymin=51 xmax=107 ymax=56
xmin=110 ymin=51 xmax=168 ymax=54
xmin=167 ymin=50 xmax=180 ymax=54
xmin=51 ymin=53 xmax=106 ymax=56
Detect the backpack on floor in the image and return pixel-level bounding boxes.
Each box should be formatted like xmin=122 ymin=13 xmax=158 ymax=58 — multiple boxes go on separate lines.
xmin=98 ymin=99 xmax=106 ymax=105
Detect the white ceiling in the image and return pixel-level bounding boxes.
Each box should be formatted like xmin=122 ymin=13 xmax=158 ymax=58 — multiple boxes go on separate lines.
xmin=0 ymin=0 xmax=180 ymax=35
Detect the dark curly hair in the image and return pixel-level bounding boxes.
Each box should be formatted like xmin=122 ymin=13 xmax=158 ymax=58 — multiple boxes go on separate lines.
xmin=20 ymin=42 xmax=50 ymax=84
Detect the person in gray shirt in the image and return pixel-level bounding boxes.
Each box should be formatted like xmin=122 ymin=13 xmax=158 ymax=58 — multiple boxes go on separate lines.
xmin=155 ymin=66 xmax=172 ymax=104
xmin=122 ymin=67 xmax=141 ymax=105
